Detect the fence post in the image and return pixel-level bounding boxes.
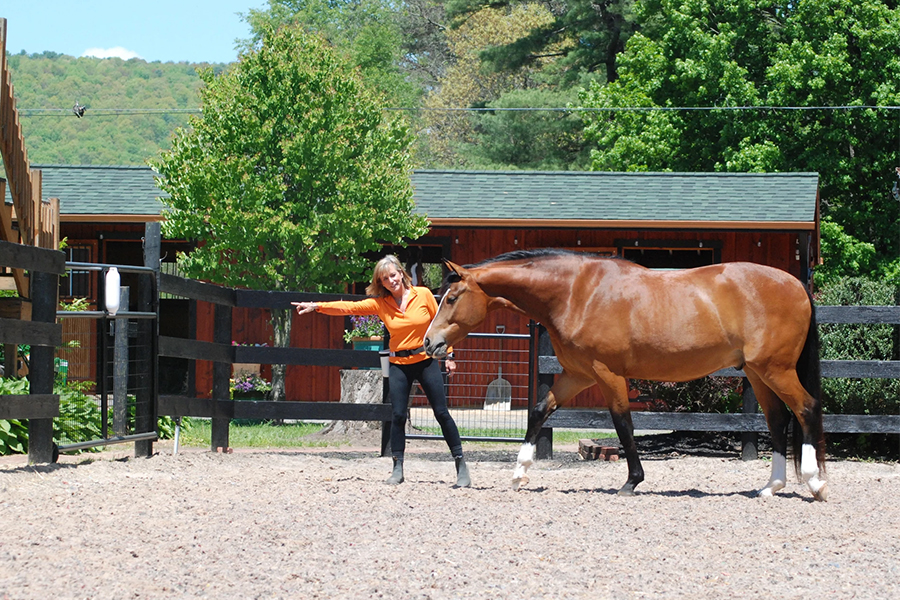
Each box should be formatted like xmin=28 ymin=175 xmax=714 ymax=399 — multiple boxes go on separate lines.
xmin=28 ymin=270 xmax=57 ymax=464
xmin=741 ymin=378 xmax=758 ymax=460
xmin=380 ymin=330 xmax=391 ymax=458
xmin=210 ymin=302 xmax=232 ymax=451
xmin=535 ymin=324 xmax=553 ymax=460
xmin=134 ymin=222 xmax=160 ymax=458
xmin=113 ymin=287 xmax=130 ymax=436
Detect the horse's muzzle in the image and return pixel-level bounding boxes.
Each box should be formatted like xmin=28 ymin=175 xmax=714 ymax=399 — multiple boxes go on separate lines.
xmin=424 ymin=336 xmax=448 ymax=359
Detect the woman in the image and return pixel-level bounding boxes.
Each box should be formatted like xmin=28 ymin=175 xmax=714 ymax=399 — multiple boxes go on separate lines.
xmin=292 ymin=255 xmax=471 ymax=487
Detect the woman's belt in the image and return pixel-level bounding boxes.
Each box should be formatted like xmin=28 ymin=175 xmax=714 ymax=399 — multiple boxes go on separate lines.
xmin=390 ymin=345 xmax=425 ymax=358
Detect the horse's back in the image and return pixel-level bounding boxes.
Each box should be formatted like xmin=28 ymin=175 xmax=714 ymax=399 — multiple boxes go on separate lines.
xmin=573 ymin=259 xmax=811 ymax=380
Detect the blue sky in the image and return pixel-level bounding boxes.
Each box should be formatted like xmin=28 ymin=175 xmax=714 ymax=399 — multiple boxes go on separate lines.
xmin=2 ymin=1 xmax=269 ymax=64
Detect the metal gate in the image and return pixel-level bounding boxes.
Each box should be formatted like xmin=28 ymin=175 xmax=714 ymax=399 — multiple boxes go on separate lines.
xmin=407 ymin=327 xmax=536 ymax=442
xmin=54 ymin=262 xmax=158 ymax=452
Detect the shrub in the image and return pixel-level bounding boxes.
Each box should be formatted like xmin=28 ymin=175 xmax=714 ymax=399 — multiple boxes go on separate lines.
xmin=816 ymin=277 xmax=900 ymax=416
xmin=631 ymin=377 xmax=743 ymax=413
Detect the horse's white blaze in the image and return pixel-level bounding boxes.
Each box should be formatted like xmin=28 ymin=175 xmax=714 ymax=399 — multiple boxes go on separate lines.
xmin=512 ymin=443 xmax=535 ymax=490
xmin=424 ymin=292 xmax=448 ymax=345
xmin=758 ymin=450 xmax=787 ymax=497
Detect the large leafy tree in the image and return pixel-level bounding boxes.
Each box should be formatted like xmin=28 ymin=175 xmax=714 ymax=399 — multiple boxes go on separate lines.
xmin=579 ymin=0 xmax=900 ymax=281
xmin=419 ymin=3 xmax=561 ymax=167
xmin=446 ymin=0 xmax=638 ymax=86
xmin=153 ymin=25 xmax=429 ymax=400
xmin=241 ymin=0 xmax=423 ymax=110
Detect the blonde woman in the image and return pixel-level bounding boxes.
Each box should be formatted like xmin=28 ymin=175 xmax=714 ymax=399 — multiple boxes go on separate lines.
xmin=293 ymin=255 xmax=470 ymax=487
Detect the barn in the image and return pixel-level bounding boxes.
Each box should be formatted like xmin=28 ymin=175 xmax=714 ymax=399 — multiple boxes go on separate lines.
xmin=11 ymin=165 xmax=820 ymax=406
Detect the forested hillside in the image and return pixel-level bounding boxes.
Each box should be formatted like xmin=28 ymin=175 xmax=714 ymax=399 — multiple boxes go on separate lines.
xmin=8 ymin=51 xmax=227 ymax=165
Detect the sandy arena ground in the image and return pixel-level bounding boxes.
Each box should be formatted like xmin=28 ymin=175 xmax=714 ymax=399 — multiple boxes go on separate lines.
xmin=1 ymin=432 xmax=898 ymax=599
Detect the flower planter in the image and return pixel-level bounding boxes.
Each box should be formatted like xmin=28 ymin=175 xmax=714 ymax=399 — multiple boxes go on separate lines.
xmin=351 ymin=337 xmax=383 ymax=370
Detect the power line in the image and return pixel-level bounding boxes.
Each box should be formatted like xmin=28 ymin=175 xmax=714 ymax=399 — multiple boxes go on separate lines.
xmin=18 ymin=104 xmax=900 ymax=117
xmin=19 ymin=108 xmax=202 ymax=117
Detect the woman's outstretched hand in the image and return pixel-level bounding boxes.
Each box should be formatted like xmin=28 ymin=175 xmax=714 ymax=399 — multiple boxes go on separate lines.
xmin=292 ymin=301 xmax=317 ymax=315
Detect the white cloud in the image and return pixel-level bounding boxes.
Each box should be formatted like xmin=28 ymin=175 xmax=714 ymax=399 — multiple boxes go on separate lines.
xmin=81 ymin=46 xmax=143 ymax=60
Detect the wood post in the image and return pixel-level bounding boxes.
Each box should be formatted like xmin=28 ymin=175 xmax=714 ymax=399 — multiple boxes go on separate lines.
xmin=210 ymin=301 xmax=233 ymax=452
xmin=28 ymin=270 xmax=58 ymax=463
xmin=535 ymin=324 xmax=554 ymax=459
xmin=740 ymin=378 xmax=759 ymax=461
xmin=134 ymin=223 xmax=160 ymax=458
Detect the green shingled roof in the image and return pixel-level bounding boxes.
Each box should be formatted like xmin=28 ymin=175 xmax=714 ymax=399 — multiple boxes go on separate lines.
xmin=411 ymin=170 xmax=819 ymax=224
xmin=13 ymin=165 xmax=167 ymax=217
xmin=7 ymin=166 xmax=818 ymax=225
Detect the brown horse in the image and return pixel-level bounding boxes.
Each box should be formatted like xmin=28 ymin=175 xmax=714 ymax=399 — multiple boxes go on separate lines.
xmin=424 ymin=249 xmax=827 ymax=501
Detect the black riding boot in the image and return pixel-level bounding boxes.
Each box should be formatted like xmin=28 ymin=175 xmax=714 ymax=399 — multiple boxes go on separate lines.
xmin=386 ymin=455 xmax=404 ymax=485
xmin=454 ymin=456 xmax=471 ymax=488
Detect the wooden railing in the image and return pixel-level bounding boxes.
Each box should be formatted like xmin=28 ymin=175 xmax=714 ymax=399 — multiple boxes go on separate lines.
xmin=0 ymin=238 xmax=65 ymax=463
xmin=0 ymin=18 xmax=59 ymax=297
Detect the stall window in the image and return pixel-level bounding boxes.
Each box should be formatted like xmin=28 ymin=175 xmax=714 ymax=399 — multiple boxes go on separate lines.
xmin=60 ymin=244 xmax=94 ymax=299
xmin=616 ymin=240 xmax=720 ymax=269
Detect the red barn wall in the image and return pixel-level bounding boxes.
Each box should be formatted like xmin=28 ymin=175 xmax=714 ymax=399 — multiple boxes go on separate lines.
xmin=60 ymin=223 xmax=806 ymax=406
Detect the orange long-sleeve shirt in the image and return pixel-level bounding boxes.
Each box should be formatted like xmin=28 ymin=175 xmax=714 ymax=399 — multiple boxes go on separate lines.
xmin=316 ymin=286 xmax=449 ymax=365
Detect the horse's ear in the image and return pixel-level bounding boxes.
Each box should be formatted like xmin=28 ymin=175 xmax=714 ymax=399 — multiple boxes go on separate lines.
xmin=443 ymin=259 xmax=466 ymax=283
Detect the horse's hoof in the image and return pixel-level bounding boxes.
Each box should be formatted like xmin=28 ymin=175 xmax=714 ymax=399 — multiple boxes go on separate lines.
xmin=812 ymin=482 xmax=828 ymax=502
xmin=511 ymin=475 xmax=528 ymax=490
xmin=616 ymin=486 xmax=636 ymax=497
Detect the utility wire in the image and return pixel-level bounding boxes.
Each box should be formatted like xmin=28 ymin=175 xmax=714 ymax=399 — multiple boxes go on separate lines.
xmin=17 ymin=104 xmax=900 ymax=117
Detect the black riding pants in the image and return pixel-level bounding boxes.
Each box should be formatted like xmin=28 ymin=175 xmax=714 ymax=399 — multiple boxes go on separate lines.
xmin=389 ymin=358 xmax=463 ymax=457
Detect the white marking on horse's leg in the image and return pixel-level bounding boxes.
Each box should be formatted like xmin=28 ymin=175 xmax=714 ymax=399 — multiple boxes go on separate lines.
xmin=800 ymin=443 xmax=828 ymax=501
xmin=758 ymin=450 xmax=787 ymax=497
xmin=512 ymin=442 xmax=534 ymax=490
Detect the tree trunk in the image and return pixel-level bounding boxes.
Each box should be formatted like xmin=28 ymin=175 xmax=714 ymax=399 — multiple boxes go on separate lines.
xmin=270 ymin=307 xmax=291 ymax=403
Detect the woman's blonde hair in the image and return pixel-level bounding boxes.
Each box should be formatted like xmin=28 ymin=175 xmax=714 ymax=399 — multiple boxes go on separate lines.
xmin=366 ymin=254 xmax=413 ymax=297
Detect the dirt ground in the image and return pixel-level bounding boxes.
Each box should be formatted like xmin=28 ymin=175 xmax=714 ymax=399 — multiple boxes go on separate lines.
xmin=1 ymin=431 xmax=898 ymax=599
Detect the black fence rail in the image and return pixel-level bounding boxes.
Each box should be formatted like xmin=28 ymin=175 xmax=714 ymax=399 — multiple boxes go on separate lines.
xmin=0 ymin=238 xmax=64 ymax=463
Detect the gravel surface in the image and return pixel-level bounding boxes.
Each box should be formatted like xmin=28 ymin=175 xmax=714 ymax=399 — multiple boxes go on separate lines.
xmin=1 ymin=434 xmax=898 ymax=599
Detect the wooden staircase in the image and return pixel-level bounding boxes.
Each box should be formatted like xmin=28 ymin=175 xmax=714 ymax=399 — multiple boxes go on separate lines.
xmin=0 ymin=17 xmax=60 ymax=299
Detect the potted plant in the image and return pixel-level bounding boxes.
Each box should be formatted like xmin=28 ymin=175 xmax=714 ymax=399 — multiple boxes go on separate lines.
xmin=343 ymin=314 xmax=385 ymax=350
xmin=230 ymin=372 xmax=272 ymax=400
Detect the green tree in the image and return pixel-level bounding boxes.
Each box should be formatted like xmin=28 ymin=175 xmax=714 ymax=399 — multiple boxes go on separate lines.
xmin=464 ymin=88 xmax=593 ymax=170
xmin=446 ymin=0 xmax=638 ymax=86
xmin=153 ymin=25 xmax=429 ymax=401
xmin=241 ymin=0 xmax=422 ymax=110
xmin=579 ymin=0 xmax=900 ymax=280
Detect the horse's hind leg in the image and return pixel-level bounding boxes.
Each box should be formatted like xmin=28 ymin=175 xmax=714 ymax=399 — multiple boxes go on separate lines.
xmin=748 ymin=365 xmax=827 ymax=501
xmin=744 ymin=371 xmax=790 ymax=497
xmin=513 ymin=372 xmax=591 ymax=490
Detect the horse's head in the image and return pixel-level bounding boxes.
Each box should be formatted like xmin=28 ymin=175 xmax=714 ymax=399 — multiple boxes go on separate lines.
xmin=424 ymin=260 xmax=490 ymax=358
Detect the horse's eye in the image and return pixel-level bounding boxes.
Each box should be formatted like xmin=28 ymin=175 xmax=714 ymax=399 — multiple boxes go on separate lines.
xmin=447 ymin=296 xmax=457 ymax=305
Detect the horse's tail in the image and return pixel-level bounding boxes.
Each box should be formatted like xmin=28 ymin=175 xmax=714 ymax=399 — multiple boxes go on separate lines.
xmin=793 ymin=292 xmax=825 ymax=476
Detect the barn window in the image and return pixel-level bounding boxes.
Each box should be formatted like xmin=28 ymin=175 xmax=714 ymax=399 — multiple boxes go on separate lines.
xmin=60 ymin=244 xmax=94 ymax=299
xmin=616 ymin=239 xmax=721 ymax=269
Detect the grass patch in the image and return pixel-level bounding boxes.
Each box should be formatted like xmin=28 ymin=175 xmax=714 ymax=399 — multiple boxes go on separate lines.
xmin=178 ymin=419 xmax=329 ymax=448
xmin=417 ymin=426 xmax=616 ymax=445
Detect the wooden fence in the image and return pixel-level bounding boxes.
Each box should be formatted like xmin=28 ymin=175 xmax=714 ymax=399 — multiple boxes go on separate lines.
xmin=0 ymin=238 xmax=64 ymax=463
xmin=156 ymin=272 xmax=392 ymax=453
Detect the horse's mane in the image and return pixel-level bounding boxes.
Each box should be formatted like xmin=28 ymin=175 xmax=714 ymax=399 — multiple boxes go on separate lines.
xmin=439 ymin=249 xmax=616 ymax=294
xmin=467 ymin=248 xmax=606 ymax=269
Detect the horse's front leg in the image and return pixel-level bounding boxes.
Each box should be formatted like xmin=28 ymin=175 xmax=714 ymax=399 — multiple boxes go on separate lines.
xmin=513 ymin=372 xmax=590 ymax=490
xmin=594 ymin=369 xmax=643 ymax=496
